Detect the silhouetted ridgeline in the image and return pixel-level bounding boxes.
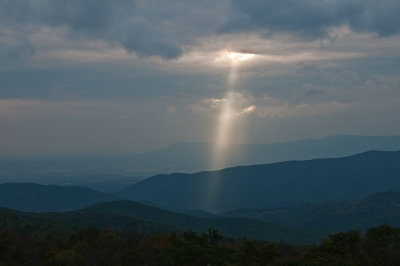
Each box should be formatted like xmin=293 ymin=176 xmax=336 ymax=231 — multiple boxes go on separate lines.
xmin=118 ymin=150 xmax=400 ymax=212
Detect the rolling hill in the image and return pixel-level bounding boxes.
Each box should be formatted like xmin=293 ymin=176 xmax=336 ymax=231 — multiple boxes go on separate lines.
xmin=118 ymin=150 xmax=400 ymax=212
xmin=0 ymin=200 xmax=322 ymax=245
xmin=0 ymin=182 xmax=120 ymax=212
xmin=54 ymin=200 xmax=324 ymax=244
xmin=219 ymin=191 xmax=400 ymax=232
xmin=2 ymin=183 xmax=400 ymax=244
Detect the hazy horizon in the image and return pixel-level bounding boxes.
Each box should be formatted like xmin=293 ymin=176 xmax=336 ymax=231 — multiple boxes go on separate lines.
xmin=1 ymin=0 xmax=400 ymax=158
xmin=0 ymin=134 xmax=399 ymax=159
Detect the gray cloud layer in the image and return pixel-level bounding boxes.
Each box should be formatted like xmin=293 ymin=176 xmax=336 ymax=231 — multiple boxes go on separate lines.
xmin=228 ymin=0 xmax=400 ymax=38
xmin=1 ymin=0 xmax=400 ymax=59
xmin=0 ymin=0 xmax=227 ymax=58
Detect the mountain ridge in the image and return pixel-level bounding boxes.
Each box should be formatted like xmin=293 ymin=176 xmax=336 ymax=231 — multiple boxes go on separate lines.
xmin=219 ymin=191 xmax=400 ymax=232
xmin=118 ymin=150 xmax=400 ymax=212
xmin=0 ymin=200 xmax=322 ymax=245
xmin=1 ymin=135 xmax=400 ymax=184
xmin=0 ymin=182 xmax=120 ymax=212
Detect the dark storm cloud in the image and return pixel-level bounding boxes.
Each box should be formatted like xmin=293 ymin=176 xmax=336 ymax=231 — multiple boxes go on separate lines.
xmin=227 ymin=0 xmax=400 ymax=38
xmin=0 ymin=0 xmax=226 ymax=59
xmin=1 ymin=0 xmax=399 ymax=60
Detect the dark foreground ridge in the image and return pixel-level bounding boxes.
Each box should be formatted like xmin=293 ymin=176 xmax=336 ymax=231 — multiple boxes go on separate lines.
xmin=0 ymin=224 xmax=399 ymax=265
xmin=0 ymin=200 xmax=321 ymax=245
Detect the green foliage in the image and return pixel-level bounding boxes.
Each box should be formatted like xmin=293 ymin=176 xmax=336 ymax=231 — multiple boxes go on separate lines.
xmin=362 ymin=225 xmax=400 ymax=265
xmin=0 ymin=225 xmax=400 ymax=265
xmin=231 ymin=240 xmax=280 ymax=265
xmin=298 ymin=226 xmax=400 ymax=266
xmin=302 ymin=230 xmax=363 ymax=265
xmin=53 ymin=250 xmax=83 ymax=266
xmin=153 ymin=229 xmax=233 ymax=266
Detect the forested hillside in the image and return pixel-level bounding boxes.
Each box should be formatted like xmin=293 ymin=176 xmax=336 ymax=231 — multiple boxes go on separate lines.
xmin=118 ymin=150 xmax=400 ymax=212
xmin=220 ymin=191 xmax=400 ymax=232
xmin=1 ymin=225 xmax=399 ymax=265
xmin=0 ymin=183 xmax=120 ymax=212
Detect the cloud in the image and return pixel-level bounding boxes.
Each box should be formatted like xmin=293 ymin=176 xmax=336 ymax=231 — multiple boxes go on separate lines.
xmin=296 ymin=62 xmax=318 ymax=71
xmin=190 ymin=97 xmax=226 ymax=114
xmin=166 ymin=105 xmax=176 ymax=112
xmin=227 ymin=0 xmax=400 ymax=38
xmin=241 ymin=105 xmax=256 ymax=114
xmin=190 ymin=92 xmax=353 ymax=120
xmin=190 ymin=93 xmax=257 ymax=116
xmin=255 ymin=101 xmax=350 ymax=119
xmin=0 ymin=98 xmax=116 ymax=118
xmin=0 ymin=29 xmax=35 ymax=62
xmin=2 ymin=0 xmax=399 ymax=61
xmin=0 ymin=0 xmax=229 ymax=59
xmin=245 ymin=93 xmax=352 ymax=119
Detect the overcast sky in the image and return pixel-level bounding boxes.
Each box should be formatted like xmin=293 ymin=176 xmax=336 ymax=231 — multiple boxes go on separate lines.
xmin=1 ymin=0 xmax=400 ymax=156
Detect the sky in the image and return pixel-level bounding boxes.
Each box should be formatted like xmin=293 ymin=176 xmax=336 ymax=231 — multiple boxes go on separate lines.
xmin=0 ymin=0 xmax=400 ymax=157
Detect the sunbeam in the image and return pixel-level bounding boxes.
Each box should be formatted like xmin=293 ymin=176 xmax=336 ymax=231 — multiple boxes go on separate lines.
xmin=226 ymin=52 xmax=255 ymax=63
xmin=213 ymin=51 xmax=255 ymax=169
xmin=205 ymin=51 xmax=256 ymax=211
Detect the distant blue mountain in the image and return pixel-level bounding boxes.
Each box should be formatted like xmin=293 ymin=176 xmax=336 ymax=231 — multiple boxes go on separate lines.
xmin=0 ymin=183 xmax=120 ymax=212
xmin=118 ymin=150 xmax=400 ymax=212
xmin=1 ymin=135 xmax=400 ymax=184
xmin=113 ymin=135 xmax=400 ymax=175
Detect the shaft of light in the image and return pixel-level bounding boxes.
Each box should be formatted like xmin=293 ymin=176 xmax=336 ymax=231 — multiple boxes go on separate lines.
xmin=205 ymin=51 xmax=255 ymax=212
